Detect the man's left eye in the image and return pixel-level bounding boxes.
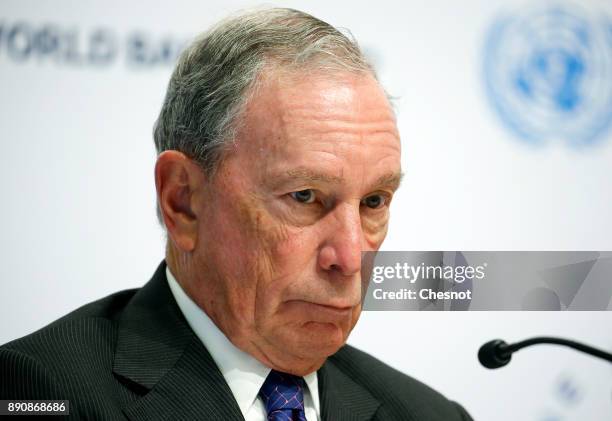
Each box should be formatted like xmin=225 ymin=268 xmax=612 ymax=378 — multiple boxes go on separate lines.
xmin=289 ymin=189 xmax=316 ymax=204
xmin=361 ymin=195 xmax=386 ymax=209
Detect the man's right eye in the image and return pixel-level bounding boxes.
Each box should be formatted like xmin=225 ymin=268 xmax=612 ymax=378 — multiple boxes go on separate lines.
xmin=289 ymin=189 xmax=316 ymax=204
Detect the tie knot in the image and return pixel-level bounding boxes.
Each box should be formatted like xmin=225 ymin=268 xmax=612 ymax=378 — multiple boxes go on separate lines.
xmin=259 ymin=370 xmax=306 ymax=417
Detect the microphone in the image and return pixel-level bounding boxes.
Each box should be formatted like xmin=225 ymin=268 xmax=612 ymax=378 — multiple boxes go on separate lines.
xmin=478 ymin=336 xmax=612 ymax=369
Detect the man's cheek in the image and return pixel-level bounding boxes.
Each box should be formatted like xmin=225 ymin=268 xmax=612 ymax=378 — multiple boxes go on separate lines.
xmin=254 ymin=231 xmax=310 ymax=304
xmin=233 ymin=197 xmax=291 ymax=277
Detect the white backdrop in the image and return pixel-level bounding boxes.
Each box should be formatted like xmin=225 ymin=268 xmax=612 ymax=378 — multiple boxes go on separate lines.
xmin=1 ymin=1 xmax=611 ymax=420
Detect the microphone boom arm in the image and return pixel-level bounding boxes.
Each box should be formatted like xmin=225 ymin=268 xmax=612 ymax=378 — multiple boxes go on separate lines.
xmin=478 ymin=336 xmax=612 ymax=369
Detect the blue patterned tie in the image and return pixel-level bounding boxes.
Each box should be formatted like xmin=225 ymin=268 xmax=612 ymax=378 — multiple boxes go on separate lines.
xmin=259 ymin=370 xmax=308 ymax=421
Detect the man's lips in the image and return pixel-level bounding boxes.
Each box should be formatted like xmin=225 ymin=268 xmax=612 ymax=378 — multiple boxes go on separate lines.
xmin=284 ymin=300 xmax=357 ymax=320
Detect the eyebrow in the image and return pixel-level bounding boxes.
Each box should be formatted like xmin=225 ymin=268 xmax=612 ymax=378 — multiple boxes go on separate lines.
xmin=272 ymin=167 xmax=404 ymax=191
xmin=373 ymin=171 xmax=404 ymax=191
xmin=285 ymin=167 xmax=345 ymax=184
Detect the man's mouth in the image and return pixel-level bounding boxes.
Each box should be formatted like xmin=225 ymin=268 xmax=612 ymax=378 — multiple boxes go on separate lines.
xmin=285 ymin=300 xmax=356 ymax=321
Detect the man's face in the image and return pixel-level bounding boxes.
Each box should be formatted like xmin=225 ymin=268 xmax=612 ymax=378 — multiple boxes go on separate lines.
xmin=190 ymin=70 xmax=401 ymax=374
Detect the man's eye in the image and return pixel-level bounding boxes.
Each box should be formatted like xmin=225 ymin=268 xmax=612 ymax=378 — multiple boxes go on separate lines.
xmin=289 ymin=189 xmax=316 ymax=204
xmin=361 ymin=195 xmax=386 ymax=209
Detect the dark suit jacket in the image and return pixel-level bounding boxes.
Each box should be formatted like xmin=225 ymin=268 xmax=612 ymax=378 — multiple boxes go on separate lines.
xmin=1 ymin=261 xmax=473 ymax=420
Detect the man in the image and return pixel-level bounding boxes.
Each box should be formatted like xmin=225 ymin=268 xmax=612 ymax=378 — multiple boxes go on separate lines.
xmin=1 ymin=8 xmax=472 ymax=420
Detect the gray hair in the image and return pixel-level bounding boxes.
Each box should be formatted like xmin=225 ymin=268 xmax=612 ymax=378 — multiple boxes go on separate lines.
xmin=153 ymin=7 xmax=378 ymax=226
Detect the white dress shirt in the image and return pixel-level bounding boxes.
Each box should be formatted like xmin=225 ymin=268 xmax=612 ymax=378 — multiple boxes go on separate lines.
xmin=166 ymin=267 xmax=321 ymax=421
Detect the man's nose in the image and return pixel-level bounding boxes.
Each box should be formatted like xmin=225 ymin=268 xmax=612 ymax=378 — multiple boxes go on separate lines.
xmin=317 ymin=203 xmax=363 ymax=277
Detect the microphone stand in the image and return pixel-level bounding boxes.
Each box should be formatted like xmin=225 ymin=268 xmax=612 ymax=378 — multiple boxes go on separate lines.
xmin=478 ymin=337 xmax=612 ymax=369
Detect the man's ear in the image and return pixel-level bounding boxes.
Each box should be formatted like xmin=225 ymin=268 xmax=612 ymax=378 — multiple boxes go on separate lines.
xmin=154 ymin=150 xmax=205 ymax=252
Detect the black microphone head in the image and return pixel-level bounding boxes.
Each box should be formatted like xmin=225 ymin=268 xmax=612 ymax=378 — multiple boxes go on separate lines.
xmin=478 ymin=339 xmax=511 ymax=369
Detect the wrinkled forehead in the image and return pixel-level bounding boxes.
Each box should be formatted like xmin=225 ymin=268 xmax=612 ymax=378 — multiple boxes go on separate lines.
xmin=250 ymin=68 xmax=397 ymax=127
xmin=232 ymin=70 xmax=401 ymax=175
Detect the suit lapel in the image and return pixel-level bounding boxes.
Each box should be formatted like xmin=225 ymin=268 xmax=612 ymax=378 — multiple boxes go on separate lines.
xmin=113 ymin=261 xmax=244 ymax=421
xmin=318 ymin=357 xmax=381 ymax=421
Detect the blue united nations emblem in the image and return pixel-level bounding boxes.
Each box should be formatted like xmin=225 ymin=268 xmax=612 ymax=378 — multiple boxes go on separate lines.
xmin=483 ymin=5 xmax=612 ymax=146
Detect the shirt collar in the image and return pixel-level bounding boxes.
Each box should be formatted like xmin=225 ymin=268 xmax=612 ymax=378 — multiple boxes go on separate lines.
xmin=165 ymin=266 xmax=320 ymax=417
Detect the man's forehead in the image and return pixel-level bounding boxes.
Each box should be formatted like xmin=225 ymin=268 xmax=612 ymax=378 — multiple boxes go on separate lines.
xmin=237 ymin=73 xmax=399 ymax=154
xmin=245 ymin=68 xmax=397 ymax=129
xmin=231 ymin=68 xmax=401 ymax=190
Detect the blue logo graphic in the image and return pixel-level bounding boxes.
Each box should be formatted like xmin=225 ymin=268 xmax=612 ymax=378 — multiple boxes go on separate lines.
xmin=484 ymin=5 xmax=612 ymax=146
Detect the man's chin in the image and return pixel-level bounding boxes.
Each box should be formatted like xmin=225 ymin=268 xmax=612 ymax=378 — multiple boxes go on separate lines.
xmin=292 ymin=321 xmax=349 ymax=357
xmin=257 ymin=325 xmax=349 ymax=375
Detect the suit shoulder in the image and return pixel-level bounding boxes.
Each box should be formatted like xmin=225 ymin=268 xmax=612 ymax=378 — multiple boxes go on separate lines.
xmin=54 ymin=286 xmax=138 ymax=323
xmin=0 ymin=287 xmax=143 ymax=416
xmin=330 ymin=345 xmax=472 ymax=420
xmin=0 ymin=287 xmax=138 ymax=364
xmin=0 ymin=346 xmax=63 ymax=399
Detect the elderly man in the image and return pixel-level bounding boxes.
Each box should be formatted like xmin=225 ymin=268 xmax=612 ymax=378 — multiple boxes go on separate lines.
xmin=0 ymin=8 xmax=472 ymax=421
